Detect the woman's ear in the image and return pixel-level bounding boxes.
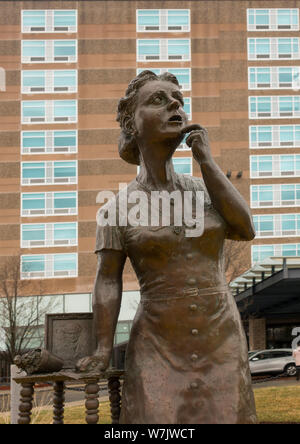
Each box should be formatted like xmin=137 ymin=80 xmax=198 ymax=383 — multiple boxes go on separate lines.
xmin=118 ymin=130 xmax=140 ymax=165
xmin=123 ymin=116 xmax=137 ymax=137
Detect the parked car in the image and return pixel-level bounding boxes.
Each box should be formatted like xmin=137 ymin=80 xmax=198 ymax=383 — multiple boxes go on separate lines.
xmin=249 ymin=349 xmax=296 ymax=377
xmin=248 ymin=350 xmax=258 ymax=358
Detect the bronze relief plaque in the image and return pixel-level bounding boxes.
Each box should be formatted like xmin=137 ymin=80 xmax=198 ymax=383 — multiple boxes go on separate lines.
xmin=45 ymin=313 xmax=96 ymax=369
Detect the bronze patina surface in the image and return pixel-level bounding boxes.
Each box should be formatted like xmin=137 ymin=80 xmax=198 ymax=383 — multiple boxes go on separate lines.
xmin=14 ymin=349 xmax=64 ymax=375
xmin=76 ymin=71 xmax=257 ymax=424
xmin=13 ymin=369 xmax=124 ymax=425
xmin=45 ymin=313 xmax=96 ymax=369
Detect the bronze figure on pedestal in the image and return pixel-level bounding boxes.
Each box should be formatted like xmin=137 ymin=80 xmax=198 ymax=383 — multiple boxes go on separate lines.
xmin=76 ymin=71 xmax=257 ymax=424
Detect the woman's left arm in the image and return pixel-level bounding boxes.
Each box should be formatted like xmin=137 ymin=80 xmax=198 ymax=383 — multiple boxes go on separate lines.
xmin=183 ymin=125 xmax=255 ymax=241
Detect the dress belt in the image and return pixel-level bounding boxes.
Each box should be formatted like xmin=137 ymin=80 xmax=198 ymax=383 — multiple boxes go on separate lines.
xmin=140 ymin=284 xmax=229 ymax=302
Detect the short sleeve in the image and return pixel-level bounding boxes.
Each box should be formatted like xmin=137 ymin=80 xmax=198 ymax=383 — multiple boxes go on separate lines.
xmin=94 ymin=198 xmax=124 ymax=253
xmin=95 ymin=223 xmax=124 ymax=253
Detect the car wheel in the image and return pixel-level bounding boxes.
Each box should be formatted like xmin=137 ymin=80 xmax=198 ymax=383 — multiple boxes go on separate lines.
xmin=285 ymin=364 xmax=297 ymax=377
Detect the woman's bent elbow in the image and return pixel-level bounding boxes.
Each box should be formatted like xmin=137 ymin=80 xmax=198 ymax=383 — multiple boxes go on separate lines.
xmin=240 ymin=226 xmax=256 ymax=241
xmin=228 ymin=225 xmax=256 ymax=241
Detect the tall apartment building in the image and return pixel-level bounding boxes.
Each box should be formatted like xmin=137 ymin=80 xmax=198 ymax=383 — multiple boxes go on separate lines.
xmin=1 ymin=0 xmax=300 ymax=348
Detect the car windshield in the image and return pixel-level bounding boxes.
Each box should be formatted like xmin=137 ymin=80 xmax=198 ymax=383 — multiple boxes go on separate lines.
xmin=248 ymin=351 xmax=258 ymax=358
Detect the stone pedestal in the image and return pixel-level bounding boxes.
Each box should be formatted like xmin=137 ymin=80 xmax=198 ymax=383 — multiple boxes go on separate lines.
xmin=13 ymin=369 xmax=124 ymax=425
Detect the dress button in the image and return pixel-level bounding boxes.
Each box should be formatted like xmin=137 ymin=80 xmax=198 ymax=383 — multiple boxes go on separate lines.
xmin=191 ymin=329 xmax=199 ymax=336
xmin=186 ymin=277 xmax=197 ymax=286
xmin=191 ymin=354 xmax=198 ymax=361
xmin=190 ymin=382 xmax=198 ymax=389
xmin=189 ymin=304 xmax=197 ymax=311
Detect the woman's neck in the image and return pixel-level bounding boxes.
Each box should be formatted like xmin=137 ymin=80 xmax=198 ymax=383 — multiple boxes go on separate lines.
xmin=136 ymin=141 xmax=178 ymax=192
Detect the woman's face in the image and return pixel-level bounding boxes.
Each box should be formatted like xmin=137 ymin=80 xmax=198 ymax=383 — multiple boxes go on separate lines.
xmin=133 ymin=80 xmax=188 ymax=145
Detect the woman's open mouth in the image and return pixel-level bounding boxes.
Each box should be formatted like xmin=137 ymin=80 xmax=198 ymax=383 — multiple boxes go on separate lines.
xmin=168 ymin=114 xmax=183 ymax=124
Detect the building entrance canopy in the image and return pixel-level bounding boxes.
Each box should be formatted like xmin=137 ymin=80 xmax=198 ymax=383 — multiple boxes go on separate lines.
xmin=230 ymin=257 xmax=300 ymax=317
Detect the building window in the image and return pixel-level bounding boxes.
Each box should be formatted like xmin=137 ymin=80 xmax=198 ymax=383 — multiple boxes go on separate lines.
xmin=250 ymin=155 xmax=300 ymax=178
xmin=22 ymin=40 xmax=77 ymax=63
xmin=251 ymin=184 xmax=300 ymax=208
xmin=248 ymin=38 xmax=300 ymax=60
xmin=21 ymin=130 xmax=77 ymax=154
xmin=64 ymin=293 xmax=91 ymax=313
xmin=21 ymin=191 xmax=77 ymax=217
xmin=177 ymin=134 xmax=190 ymax=151
xmin=137 ymin=39 xmax=190 ymax=61
xmin=0 ymin=290 xmax=139 ymax=349
xmin=115 ymin=321 xmax=132 ymax=345
xmin=250 ymin=126 xmax=273 ymax=148
xmin=136 ymin=67 xmax=191 ymax=91
xmin=252 ymin=245 xmax=275 ymax=263
xmin=52 ymin=10 xmax=77 ymax=32
xmin=183 ymin=97 xmax=191 ymax=120
xmin=22 ymin=10 xmax=77 ymax=33
xmin=248 ymin=67 xmax=271 ymax=89
xmin=21 ymin=161 xmax=77 ymax=185
xmin=250 ymin=125 xmax=300 ymax=149
xmin=21 ymin=253 xmax=78 ymax=279
xmin=249 ymin=96 xmax=272 ymax=118
xmin=22 ymin=70 xmax=77 ymax=94
xmin=252 ymin=243 xmax=300 ymax=264
xmin=281 ymin=215 xmax=300 ymax=236
xmin=251 ymin=185 xmax=274 ymax=208
xmin=253 ymin=215 xmax=274 ymax=237
xmin=253 ymin=214 xmax=300 ymax=238
xmin=22 ymin=100 xmax=77 ymax=124
xmin=136 ymin=9 xmax=190 ymax=32
xmin=21 ymin=254 xmax=45 ymax=278
xmin=248 ymin=66 xmax=300 ymax=90
xmin=250 ymin=155 xmax=273 ymax=178
xmin=21 ymin=222 xmax=77 ymax=248
xmin=247 ymin=9 xmax=299 ymax=31
xmin=172 ymin=157 xmax=192 ymax=175
xmin=249 ymin=96 xmax=300 ymax=119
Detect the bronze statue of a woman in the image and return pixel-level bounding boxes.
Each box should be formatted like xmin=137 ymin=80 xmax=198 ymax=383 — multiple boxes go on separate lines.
xmin=77 ymin=71 xmax=257 ymax=424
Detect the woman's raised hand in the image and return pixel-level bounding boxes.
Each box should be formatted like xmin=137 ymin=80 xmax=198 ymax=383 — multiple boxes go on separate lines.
xmin=181 ymin=124 xmax=213 ymax=164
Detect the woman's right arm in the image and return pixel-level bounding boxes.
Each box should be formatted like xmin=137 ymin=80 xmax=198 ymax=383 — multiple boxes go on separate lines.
xmin=76 ymin=249 xmax=127 ymax=373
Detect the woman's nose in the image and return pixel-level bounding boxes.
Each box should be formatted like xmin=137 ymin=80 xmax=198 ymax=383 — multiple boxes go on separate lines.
xmin=167 ymin=98 xmax=180 ymax=110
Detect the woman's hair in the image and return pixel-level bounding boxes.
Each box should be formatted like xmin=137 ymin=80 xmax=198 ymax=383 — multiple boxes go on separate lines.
xmin=116 ymin=70 xmax=180 ymax=165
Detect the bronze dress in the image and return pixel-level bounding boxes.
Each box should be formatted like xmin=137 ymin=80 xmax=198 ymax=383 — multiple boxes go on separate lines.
xmin=95 ymin=174 xmax=257 ymax=424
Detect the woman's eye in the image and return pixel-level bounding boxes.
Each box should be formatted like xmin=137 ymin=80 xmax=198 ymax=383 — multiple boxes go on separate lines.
xmin=174 ymin=95 xmax=184 ymax=106
xmin=152 ymin=95 xmax=164 ymax=105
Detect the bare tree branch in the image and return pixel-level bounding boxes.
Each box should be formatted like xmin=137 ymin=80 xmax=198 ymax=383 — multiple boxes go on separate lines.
xmin=224 ymin=239 xmax=252 ymax=284
xmin=0 ymin=255 xmax=53 ymax=365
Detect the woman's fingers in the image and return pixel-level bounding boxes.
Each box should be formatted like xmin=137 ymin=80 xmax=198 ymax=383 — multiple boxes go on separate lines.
xmin=181 ymin=124 xmax=208 ymax=147
xmin=181 ymin=124 xmax=204 ymax=134
xmin=186 ymin=130 xmax=207 ymax=148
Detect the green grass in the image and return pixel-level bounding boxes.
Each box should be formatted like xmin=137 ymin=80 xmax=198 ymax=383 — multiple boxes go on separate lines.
xmin=2 ymin=385 xmax=300 ymax=424
xmin=254 ymin=385 xmax=300 ymax=424
xmin=0 ymin=401 xmax=112 ymax=425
